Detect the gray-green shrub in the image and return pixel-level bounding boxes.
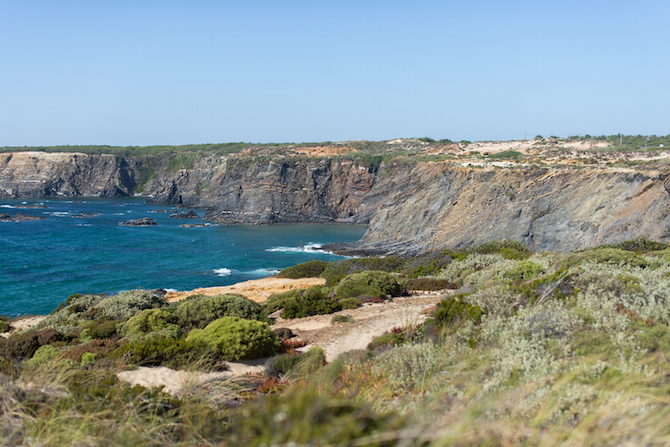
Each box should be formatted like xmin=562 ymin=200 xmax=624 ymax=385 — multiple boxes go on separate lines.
xmin=335 ymin=271 xmax=403 ymax=300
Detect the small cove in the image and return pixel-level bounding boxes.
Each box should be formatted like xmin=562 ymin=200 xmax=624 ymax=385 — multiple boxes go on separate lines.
xmin=0 ymin=198 xmax=366 ymax=316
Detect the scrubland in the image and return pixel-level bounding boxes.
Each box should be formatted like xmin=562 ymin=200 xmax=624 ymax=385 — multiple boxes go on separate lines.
xmin=3 ymin=239 xmax=670 ymax=445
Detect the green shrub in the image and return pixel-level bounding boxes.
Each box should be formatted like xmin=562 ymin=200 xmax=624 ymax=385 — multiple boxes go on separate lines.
xmin=562 ymin=248 xmax=648 ymax=270
xmin=321 ymin=257 xmax=407 ymax=286
xmin=281 ymin=286 xmax=342 ymax=319
xmin=174 ymin=294 xmax=263 ymax=330
xmin=279 ymin=260 xmax=328 ymax=279
xmin=331 ymin=315 xmax=354 ymax=324
xmin=269 ymin=348 xmax=326 ymax=378
xmin=62 ymin=338 xmax=121 ymax=363
xmin=338 ymin=298 xmax=361 ymax=310
xmin=403 ymin=251 xmax=453 ymax=278
xmin=405 ymin=278 xmax=452 ymax=291
xmin=474 ymin=240 xmax=531 ymax=260
xmin=595 ymin=238 xmax=668 ymax=253
xmin=505 ymin=260 xmax=545 ymax=280
xmin=186 ymin=317 xmax=279 ymax=361
xmin=25 ymin=344 xmax=60 ymax=366
xmin=263 ymin=289 xmax=304 ymax=314
xmin=431 ymin=295 xmax=485 ymax=329
xmin=122 ymin=308 xmax=176 ymax=335
xmin=81 ymin=352 xmax=97 ymax=366
xmin=81 ymin=320 xmax=120 ymax=340
xmin=0 ymin=320 xmax=11 ymax=333
xmin=3 ymin=328 xmax=66 ymax=361
xmin=93 ymin=290 xmax=166 ymax=320
xmin=111 ymin=335 xmax=215 ymax=369
xmin=335 ymin=271 xmax=403 ymax=300
xmin=367 ymin=332 xmax=408 ymax=351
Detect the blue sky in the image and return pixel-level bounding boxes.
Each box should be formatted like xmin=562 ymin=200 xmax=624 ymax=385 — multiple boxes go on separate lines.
xmin=0 ymin=0 xmax=668 ymax=146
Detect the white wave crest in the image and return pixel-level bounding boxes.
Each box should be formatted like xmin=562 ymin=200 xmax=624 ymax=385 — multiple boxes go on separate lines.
xmin=0 ymin=205 xmax=16 ymax=208
xmin=248 ymin=268 xmax=281 ymax=275
xmin=266 ymin=243 xmax=325 ymax=254
xmin=214 ymin=268 xmax=232 ymax=277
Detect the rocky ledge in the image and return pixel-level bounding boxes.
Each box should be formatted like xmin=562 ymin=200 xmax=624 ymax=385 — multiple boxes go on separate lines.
xmin=0 ymin=213 xmax=47 ymax=222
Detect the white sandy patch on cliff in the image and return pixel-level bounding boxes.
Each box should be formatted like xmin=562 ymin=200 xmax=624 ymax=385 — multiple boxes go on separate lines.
xmin=164 ymin=277 xmax=326 ymax=303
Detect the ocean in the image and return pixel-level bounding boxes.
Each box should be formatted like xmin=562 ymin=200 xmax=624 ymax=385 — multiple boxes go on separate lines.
xmin=0 ymin=198 xmax=366 ymax=317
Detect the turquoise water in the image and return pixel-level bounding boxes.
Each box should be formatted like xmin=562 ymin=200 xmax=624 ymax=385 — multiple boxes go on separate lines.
xmin=0 ymin=198 xmax=366 ymax=317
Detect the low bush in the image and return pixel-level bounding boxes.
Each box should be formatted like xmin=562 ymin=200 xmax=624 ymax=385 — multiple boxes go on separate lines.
xmin=405 ymin=278 xmax=452 ymax=291
xmin=121 ymin=308 xmax=177 ymax=336
xmin=595 ymin=238 xmax=668 ymax=253
xmin=25 ymin=345 xmax=60 ymax=366
xmin=3 ymin=328 xmax=66 ymax=361
xmin=263 ymin=289 xmax=304 ymax=315
xmin=80 ymin=320 xmax=120 ymax=340
xmin=321 ymin=257 xmax=406 ymax=286
xmin=430 ymin=295 xmax=485 ymax=329
xmin=268 ymin=348 xmax=326 ymax=378
xmin=331 ymin=315 xmax=354 ymax=324
xmin=474 ymin=240 xmax=531 ymax=260
xmin=335 ymin=271 xmax=403 ymax=300
xmin=338 ymin=297 xmax=361 ymax=309
xmin=561 ymin=248 xmax=648 ymax=270
xmin=63 ymin=339 xmax=121 ymax=363
xmin=186 ymin=317 xmax=280 ymax=361
xmin=93 ymin=290 xmax=166 ymax=320
xmin=175 ymin=294 xmax=263 ymax=330
xmin=81 ymin=352 xmax=97 ymax=366
xmin=111 ymin=335 xmax=215 ymax=369
xmin=367 ymin=332 xmax=408 ymax=351
xmin=279 ymin=260 xmax=328 ymax=279
xmin=281 ymin=286 xmax=342 ymax=319
xmin=0 ymin=320 xmax=11 ymax=333
xmin=403 ymin=251 xmax=453 ymax=277
xmin=505 ymin=260 xmax=546 ymax=281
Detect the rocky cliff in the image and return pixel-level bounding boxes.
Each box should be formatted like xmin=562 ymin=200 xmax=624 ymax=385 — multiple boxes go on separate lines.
xmin=2 ymin=150 xmax=670 ymax=255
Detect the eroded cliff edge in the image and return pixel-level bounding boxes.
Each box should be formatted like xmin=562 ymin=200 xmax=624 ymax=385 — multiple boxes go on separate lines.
xmin=2 ymin=150 xmax=670 ymax=255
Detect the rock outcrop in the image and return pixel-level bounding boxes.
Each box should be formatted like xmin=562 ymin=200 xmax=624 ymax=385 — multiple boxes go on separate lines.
xmin=3 ymin=150 xmax=670 ymax=254
xmin=119 ymin=218 xmax=157 ymax=227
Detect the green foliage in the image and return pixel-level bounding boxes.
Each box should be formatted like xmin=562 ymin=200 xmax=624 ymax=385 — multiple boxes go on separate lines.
xmin=279 ymin=260 xmax=328 ymax=279
xmin=112 ymin=335 xmax=214 ymax=369
xmin=405 ymin=278 xmax=452 ymax=291
xmin=263 ymin=289 xmax=304 ymax=314
xmin=269 ymin=347 xmax=326 ymax=378
xmin=338 ymin=297 xmax=361 ymax=309
xmin=488 ymin=150 xmax=523 ymax=159
xmin=81 ymin=352 xmax=97 ymax=366
xmin=0 ymin=320 xmax=11 ymax=333
xmin=281 ymin=286 xmax=342 ymax=319
xmin=431 ymin=295 xmax=485 ymax=329
xmin=367 ymin=332 xmax=408 ymax=351
xmin=81 ymin=320 xmax=120 ymax=340
xmin=122 ymin=308 xmax=176 ymax=336
xmin=321 ymin=257 xmax=407 ymax=286
xmin=185 ymin=317 xmax=279 ymax=361
xmin=226 ymin=386 xmax=402 ymax=446
xmin=595 ymin=238 xmax=668 ymax=253
xmin=335 ymin=271 xmax=403 ymax=300
xmin=3 ymin=328 xmax=65 ymax=361
xmin=635 ymin=323 xmax=670 ymax=353
xmin=474 ymin=240 xmax=531 ymax=259
xmin=93 ymin=290 xmax=166 ymax=320
xmin=331 ymin=314 xmax=354 ymax=324
xmin=505 ymin=260 xmax=546 ymax=280
xmin=25 ymin=344 xmax=60 ymax=366
xmin=63 ymin=339 xmax=121 ymax=363
xmin=562 ymin=248 xmax=648 ymax=270
xmin=174 ymin=293 xmax=263 ymax=330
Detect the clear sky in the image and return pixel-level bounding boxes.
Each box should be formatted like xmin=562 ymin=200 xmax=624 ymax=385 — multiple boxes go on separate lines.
xmin=0 ymin=0 xmax=668 ymax=146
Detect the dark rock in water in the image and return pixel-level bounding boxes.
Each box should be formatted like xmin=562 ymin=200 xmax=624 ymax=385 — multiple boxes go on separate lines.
xmin=169 ymin=210 xmax=199 ymax=219
xmin=0 ymin=213 xmax=47 ymax=222
xmin=180 ymin=223 xmax=212 ymax=228
xmin=149 ymin=209 xmax=177 ymax=213
xmin=119 ymin=217 xmax=157 ymax=227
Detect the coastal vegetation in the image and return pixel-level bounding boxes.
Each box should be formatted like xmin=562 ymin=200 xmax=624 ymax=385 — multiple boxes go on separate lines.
xmin=3 ymin=238 xmax=670 ymax=444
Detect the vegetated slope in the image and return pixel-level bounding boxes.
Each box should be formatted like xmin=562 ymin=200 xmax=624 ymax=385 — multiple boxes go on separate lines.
xmin=4 ymin=241 xmax=670 ymax=445
xmin=3 ymin=139 xmax=670 ymax=253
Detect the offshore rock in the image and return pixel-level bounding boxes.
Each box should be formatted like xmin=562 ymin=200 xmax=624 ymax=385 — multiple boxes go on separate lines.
xmin=0 ymin=212 xmax=47 ymax=222
xmin=119 ymin=217 xmax=157 ymax=227
xmin=169 ymin=210 xmax=199 ymax=219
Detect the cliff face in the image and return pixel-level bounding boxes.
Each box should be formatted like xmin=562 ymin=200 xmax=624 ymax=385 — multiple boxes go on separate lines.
xmin=0 ymin=152 xmax=137 ymax=198
xmin=2 ymin=151 xmax=670 ymax=255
